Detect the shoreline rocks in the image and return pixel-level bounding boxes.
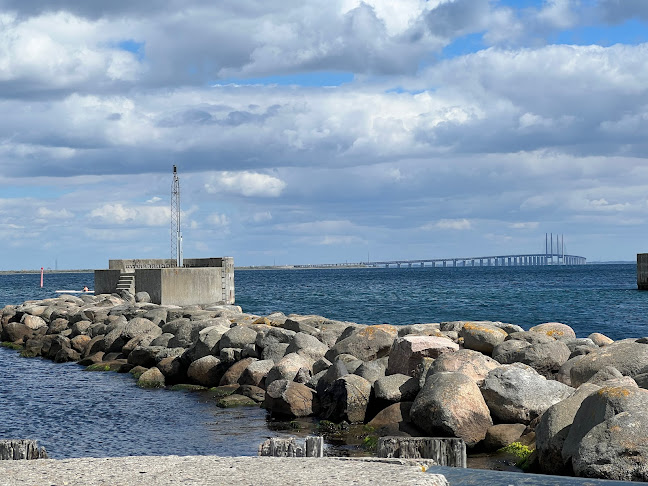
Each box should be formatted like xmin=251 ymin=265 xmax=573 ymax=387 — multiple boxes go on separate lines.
xmin=0 ymin=297 xmax=640 ymax=481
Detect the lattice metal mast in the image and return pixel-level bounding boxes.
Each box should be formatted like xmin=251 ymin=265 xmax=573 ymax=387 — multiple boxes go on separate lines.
xmin=171 ymin=165 xmax=183 ymax=266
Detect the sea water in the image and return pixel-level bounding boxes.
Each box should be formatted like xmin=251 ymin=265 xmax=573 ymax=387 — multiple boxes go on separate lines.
xmin=0 ymin=264 xmax=646 ymax=459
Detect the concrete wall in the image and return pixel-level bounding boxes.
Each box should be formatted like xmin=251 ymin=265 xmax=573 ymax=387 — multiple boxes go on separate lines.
xmin=134 ymin=267 xmax=226 ymax=306
xmin=98 ymin=256 xmax=235 ymax=305
xmin=638 ymin=254 xmax=648 ymax=290
xmin=94 ymin=270 xmax=121 ymax=295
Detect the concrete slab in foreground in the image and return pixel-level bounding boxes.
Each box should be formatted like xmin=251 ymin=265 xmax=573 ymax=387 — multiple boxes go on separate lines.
xmin=0 ymin=456 xmax=447 ymax=486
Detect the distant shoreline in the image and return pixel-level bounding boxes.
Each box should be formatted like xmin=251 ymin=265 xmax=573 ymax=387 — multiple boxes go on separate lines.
xmin=0 ymin=261 xmax=634 ymax=274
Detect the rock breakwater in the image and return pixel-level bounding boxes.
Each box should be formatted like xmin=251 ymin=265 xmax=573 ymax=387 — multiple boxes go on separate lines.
xmin=2 ymin=291 xmax=647 ymax=481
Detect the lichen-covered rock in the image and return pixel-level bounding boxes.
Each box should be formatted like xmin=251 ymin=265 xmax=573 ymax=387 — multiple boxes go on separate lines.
xmin=536 ymin=383 xmax=600 ymax=475
xmin=481 ymin=363 xmax=573 ymax=424
xmin=569 ymin=340 xmax=648 ymax=387
xmin=428 ymin=349 xmax=499 ymax=385
xmin=386 ymin=335 xmax=458 ymax=376
xmin=529 ymin=322 xmax=576 ymax=340
xmin=319 ymin=374 xmax=372 ymax=423
xmin=263 ymin=379 xmax=319 ymax=417
xmin=562 ymin=384 xmax=648 ymax=465
xmin=459 ymin=321 xmax=508 ymax=354
xmin=411 ymin=371 xmax=492 ymax=447
xmin=572 ymin=410 xmax=648 ymax=481
xmin=492 ymin=339 xmax=571 ymax=377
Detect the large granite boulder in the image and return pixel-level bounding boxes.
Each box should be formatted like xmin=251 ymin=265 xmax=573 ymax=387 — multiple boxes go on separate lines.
xmin=240 ymin=359 xmax=274 ymax=388
xmin=186 ymin=323 xmax=230 ymax=360
xmin=265 ymin=353 xmax=311 ymax=387
xmin=285 ymin=332 xmax=329 ymax=363
xmin=319 ymin=374 xmax=372 ymax=423
xmin=529 ymin=322 xmax=576 ymax=340
xmin=187 ymin=355 xmax=224 ymax=387
xmin=219 ymin=357 xmax=257 ymax=386
xmin=481 ymin=363 xmax=573 ymax=424
xmin=573 ymin=410 xmax=648 ymax=481
xmin=21 ymin=314 xmax=48 ymax=331
xmin=588 ymin=332 xmax=613 ymax=347
xmin=428 ymin=349 xmax=499 ymax=385
xmin=121 ymin=317 xmax=161 ymax=341
xmin=373 ymin=374 xmax=420 ymax=403
xmin=168 ymin=321 xmax=214 ymax=348
xmin=2 ymin=322 xmax=36 ymax=343
xmin=492 ymin=339 xmax=571 ymax=377
xmin=562 ymin=384 xmax=648 ymax=465
xmin=367 ymin=402 xmax=421 ymax=437
xmin=127 ymin=345 xmax=167 ymax=368
xmin=219 ymin=325 xmax=258 ymax=351
xmin=354 ymin=360 xmax=387 ymax=384
xmin=459 ymin=321 xmax=508 ymax=354
xmin=326 ymin=325 xmax=398 ymax=362
xmin=410 ymin=371 xmax=492 ymax=447
xmin=569 ymin=340 xmax=648 ymax=387
xmin=262 ymin=342 xmax=289 ymax=363
xmin=536 ymin=383 xmax=600 ymax=475
xmin=137 ymin=367 xmax=165 ymax=388
xmin=255 ymin=327 xmax=296 ymax=349
xmin=386 ymin=336 xmax=458 ymax=376
xmin=263 ymin=379 xmax=319 ymax=417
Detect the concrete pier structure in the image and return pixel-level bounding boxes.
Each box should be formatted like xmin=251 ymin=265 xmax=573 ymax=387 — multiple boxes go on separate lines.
xmin=638 ymin=254 xmax=648 ymax=290
xmin=94 ymin=257 xmax=234 ymax=305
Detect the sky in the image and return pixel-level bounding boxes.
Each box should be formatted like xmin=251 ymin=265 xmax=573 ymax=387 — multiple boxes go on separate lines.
xmin=1 ymin=0 xmax=648 ymax=269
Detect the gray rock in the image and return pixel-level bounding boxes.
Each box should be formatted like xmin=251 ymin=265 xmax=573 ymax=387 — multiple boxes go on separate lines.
xmin=219 ymin=325 xmax=258 ymax=351
xmin=536 ymin=383 xmax=600 ymax=475
xmin=265 ymin=353 xmax=311 ymax=387
xmin=428 ymin=349 xmax=499 ymax=385
xmin=138 ymin=367 xmax=165 ymax=388
xmin=326 ymin=325 xmax=398 ymax=362
xmin=262 ymin=342 xmax=289 ymax=363
xmin=150 ymin=333 xmax=174 ymax=347
xmin=240 ymin=359 xmax=274 ymax=388
xmin=505 ymin=331 xmax=556 ymax=345
xmin=285 ymin=332 xmax=329 ymax=363
xmin=219 ymin=347 xmax=242 ymax=363
xmin=556 ymin=355 xmax=586 ymax=386
xmin=397 ymin=323 xmax=441 ymax=337
xmin=187 ymin=355 xmax=224 ymax=387
xmin=569 ymin=340 xmax=648 ymax=387
xmin=313 ymin=357 xmax=333 ymax=375
xmin=366 ymin=402 xmax=421 ymax=437
xmin=562 ymin=384 xmax=648 ymax=465
xmin=459 ymin=321 xmax=508 ymax=354
xmin=316 ymin=358 xmax=349 ymax=396
xmin=481 ymin=363 xmax=574 ymax=424
xmin=386 ymin=335 xmax=458 ymax=376
xmin=219 ymin=357 xmax=257 ymax=386
xmin=263 ymin=379 xmax=319 ymax=417
xmin=373 ymin=374 xmax=420 ymax=402
xmin=70 ymin=320 xmax=91 ymax=337
xmin=585 ymin=366 xmax=624 ymax=385
xmin=440 ymin=321 xmax=466 ymax=332
xmin=573 ymin=409 xmax=648 ymax=481
xmin=492 ymin=322 xmax=524 ymax=334
xmin=134 ymin=292 xmax=151 ymax=303
xmin=354 ymin=360 xmax=386 ymax=384
xmin=168 ymin=321 xmax=213 ymax=348
xmin=255 ymin=326 xmax=295 ymax=349
xmin=492 ymin=339 xmax=571 ymax=377
xmin=47 ymin=318 xmax=70 ymax=334
xmin=411 ymin=371 xmax=493 ymax=447
xmin=188 ymin=324 xmax=230 ymax=360
xmin=335 ymin=354 xmax=363 ymax=374
xmin=127 ymin=345 xmax=167 ymax=368
xmin=319 ymin=374 xmax=372 ymax=423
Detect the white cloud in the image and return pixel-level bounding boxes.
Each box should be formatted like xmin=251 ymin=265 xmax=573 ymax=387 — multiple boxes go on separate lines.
xmin=146 ymin=196 xmax=162 ymax=204
xmin=509 ymin=222 xmax=539 ymax=230
xmin=207 ymin=213 xmax=230 ymax=227
xmin=37 ymin=207 xmax=74 ymax=219
xmin=252 ymin=211 xmax=273 ymax=222
xmin=433 ymin=219 xmax=472 ymax=230
xmin=205 ymin=171 xmax=286 ymax=198
xmin=89 ymin=203 xmax=169 ymax=226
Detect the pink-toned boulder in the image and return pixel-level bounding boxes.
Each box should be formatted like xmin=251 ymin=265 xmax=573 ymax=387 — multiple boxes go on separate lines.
xmin=529 ymin=322 xmax=576 ymax=340
xmin=387 ymin=336 xmax=458 ymax=376
xmin=428 ymin=349 xmax=499 ymax=385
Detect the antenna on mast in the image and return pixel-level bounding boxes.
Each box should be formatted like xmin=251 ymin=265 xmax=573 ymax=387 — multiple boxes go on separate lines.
xmin=171 ymin=165 xmax=183 ymax=267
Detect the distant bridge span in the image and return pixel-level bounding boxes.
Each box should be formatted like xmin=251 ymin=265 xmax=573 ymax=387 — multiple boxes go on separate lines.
xmin=293 ymin=253 xmax=586 ymax=269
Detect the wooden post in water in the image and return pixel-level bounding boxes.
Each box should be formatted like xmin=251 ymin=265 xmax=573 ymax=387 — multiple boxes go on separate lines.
xmin=376 ymin=437 xmax=466 ymax=468
xmin=259 ymin=437 xmax=324 ymax=457
xmin=0 ymin=440 xmax=48 ymax=460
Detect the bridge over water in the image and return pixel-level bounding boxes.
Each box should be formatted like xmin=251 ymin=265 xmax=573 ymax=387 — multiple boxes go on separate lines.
xmin=293 ymin=252 xmax=586 ymax=269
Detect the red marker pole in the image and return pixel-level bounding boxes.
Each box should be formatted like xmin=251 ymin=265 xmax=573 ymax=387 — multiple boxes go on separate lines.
xmin=40 ymin=267 xmax=44 ymax=288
